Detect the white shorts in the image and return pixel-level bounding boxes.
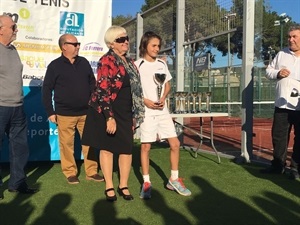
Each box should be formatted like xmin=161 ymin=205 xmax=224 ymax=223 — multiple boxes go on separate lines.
xmin=140 ymin=114 xmax=177 ymax=143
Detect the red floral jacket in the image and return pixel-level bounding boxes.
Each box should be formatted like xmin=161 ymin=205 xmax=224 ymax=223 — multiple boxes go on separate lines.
xmin=89 ymin=49 xmax=132 ymax=119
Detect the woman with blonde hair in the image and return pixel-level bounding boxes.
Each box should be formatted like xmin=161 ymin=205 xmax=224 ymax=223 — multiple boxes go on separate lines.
xmin=82 ymin=26 xmax=144 ymax=202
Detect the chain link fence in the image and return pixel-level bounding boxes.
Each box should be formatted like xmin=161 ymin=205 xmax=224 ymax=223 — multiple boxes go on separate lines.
xmin=122 ymin=0 xmax=274 ymax=118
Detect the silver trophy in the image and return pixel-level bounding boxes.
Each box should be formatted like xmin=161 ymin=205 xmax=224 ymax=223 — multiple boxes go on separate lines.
xmin=205 ymin=91 xmax=212 ymax=113
xmin=197 ymin=92 xmax=202 ymax=112
xmin=179 ymin=91 xmax=187 ymax=113
xmin=181 ymin=92 xmax=189 ymax=113
xmin=179 ymin=92 xmax=185 ymax=113
xmin=191 ymin=92 xmax=198 ymax=113
xmin=166 ymin=94 xmax=171 ymax=113
xmin=187 ymin=93 xmax=192 ymax=113
xmin=174 ymin=92 xmax=181 ymax=113
xmin=153 ymin=73 xmax=166 ymax=104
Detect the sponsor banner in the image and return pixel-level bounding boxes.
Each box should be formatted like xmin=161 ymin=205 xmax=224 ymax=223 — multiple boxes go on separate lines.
xmin=1 ymin=0 xmax=111 ymax=161
xmin=194 ymin=54 xmax=209 ymax=72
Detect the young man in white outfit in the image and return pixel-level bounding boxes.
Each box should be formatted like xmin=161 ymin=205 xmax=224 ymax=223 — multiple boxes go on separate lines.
xmin=135 ymin=31 xmax=191 ymax=199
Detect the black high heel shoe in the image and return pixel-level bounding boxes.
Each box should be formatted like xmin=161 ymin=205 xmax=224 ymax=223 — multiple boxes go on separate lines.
xmin=117 ymin=187 xmax=134 ymax=201
xmin=105 ymin=188 xmax=117 ymax=202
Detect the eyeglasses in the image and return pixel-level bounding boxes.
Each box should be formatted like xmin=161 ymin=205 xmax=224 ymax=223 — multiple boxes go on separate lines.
xmin=64 ymin=42 xmax=81 ymax=47
xmin=114 ymin=36 xmax=129 ymax=43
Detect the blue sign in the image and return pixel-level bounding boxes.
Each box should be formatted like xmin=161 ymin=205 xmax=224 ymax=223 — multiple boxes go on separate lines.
xmin=0 ymin=87 xmax=83 ymax=162
xmin=60 ymin=11 xmax=85 ymax=36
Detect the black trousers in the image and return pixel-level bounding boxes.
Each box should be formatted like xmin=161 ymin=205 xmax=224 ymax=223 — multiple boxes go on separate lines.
xmin=271 ymin=107 xmax=300 ymax=169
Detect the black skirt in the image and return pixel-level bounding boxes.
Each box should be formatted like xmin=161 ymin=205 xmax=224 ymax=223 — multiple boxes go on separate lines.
xmin=82 ymin=73 xmax=133 ymax=154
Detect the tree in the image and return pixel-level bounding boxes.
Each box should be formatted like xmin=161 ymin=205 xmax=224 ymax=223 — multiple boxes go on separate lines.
xmin=112 ymin=15 xmax=133 ymax=25
xmin=141 ymin=0 xmax=162 ymax=12
xmin=260 ymin=10 xmax=294 ymax=64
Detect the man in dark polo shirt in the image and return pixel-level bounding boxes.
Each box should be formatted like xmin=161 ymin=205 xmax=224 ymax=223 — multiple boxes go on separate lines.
xmin=42 ymin=33 xmax=104 ymax=184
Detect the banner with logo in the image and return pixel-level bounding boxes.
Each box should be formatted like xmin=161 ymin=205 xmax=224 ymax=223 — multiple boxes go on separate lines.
xmin=194 ymin=54 xmax=209 ymax=72
xmin=1 ymin=0 xmax=111 ymax=161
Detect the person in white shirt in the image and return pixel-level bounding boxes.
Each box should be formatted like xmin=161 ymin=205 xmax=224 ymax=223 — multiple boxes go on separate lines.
xmin=261 ymin=25 xmax=300 ymax=180
xmin=135 ymin=31 xmax=191 ymax=199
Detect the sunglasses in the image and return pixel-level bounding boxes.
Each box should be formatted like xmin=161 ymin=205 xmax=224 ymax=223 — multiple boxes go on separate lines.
xmin=64 ymin=42 xmax=81 ymax=47
xmin=114 ymin=36 xmax=129 ymax=43
xmin=11 ymin=24 xmax=17 ymax=32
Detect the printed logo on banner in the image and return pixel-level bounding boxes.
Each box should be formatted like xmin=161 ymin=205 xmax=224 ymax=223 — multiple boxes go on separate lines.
xmin=82 ymin=42 xmax=103 ymax=52
xmin=81 ymin=42 xmax=104 ymax=56
xmin=60 ymin=11 xmax=84 ymax=36
xmin=81 ymin=42 xmax=105 ymax=74
xmin=194 ymin=54 xmax=208 ymax=72
xmin=20 ymin=55 xmax=49 ymax=69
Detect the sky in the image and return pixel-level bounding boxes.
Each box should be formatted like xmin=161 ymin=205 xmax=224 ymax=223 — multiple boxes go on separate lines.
xmin=112 ymin=0 xmax=144 ymax=17
xmin=112 ymin=0 xmax=300 ymax=23
xmin=268 ymin=0 xmax=300 ymax=23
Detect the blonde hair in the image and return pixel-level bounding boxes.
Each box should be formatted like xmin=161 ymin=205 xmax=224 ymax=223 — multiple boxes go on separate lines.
xmin=104 ymin=25 xmax=127 ymax=48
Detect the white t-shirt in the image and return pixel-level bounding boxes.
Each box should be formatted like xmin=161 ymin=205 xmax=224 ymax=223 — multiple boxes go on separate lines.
xmin=135 ymin=58 xmax=172 ymax=116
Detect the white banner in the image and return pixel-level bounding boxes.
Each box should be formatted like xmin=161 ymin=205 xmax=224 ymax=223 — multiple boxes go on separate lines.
xmin=0 ymin=0 xmax=111 ymax=161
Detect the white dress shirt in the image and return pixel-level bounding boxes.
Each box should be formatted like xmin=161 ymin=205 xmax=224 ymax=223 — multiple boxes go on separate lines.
xmin=266 ymin=47 xmax=300 ymax=110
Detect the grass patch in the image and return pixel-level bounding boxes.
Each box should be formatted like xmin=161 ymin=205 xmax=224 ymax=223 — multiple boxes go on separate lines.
xmin=0 ymin=143 xmax=299 ymax=225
